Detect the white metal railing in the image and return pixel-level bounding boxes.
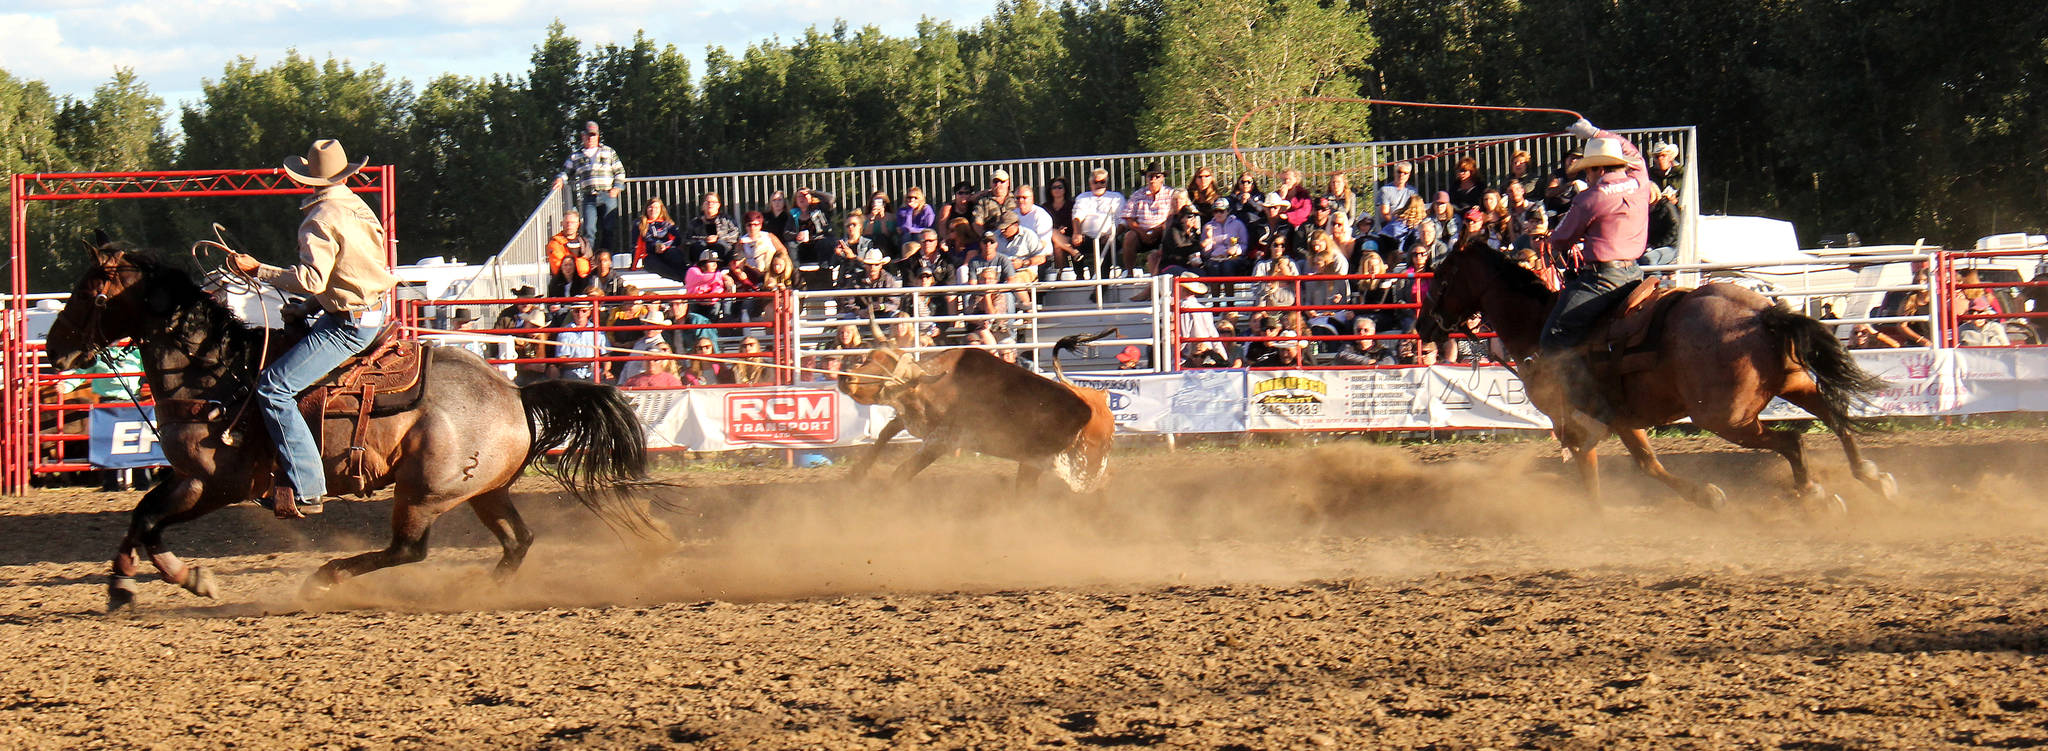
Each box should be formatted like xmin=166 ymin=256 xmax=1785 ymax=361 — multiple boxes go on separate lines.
xmin=789 ymin=276 xmax=1167 ymax=373
xmin=1645 ymin=250 xmax=1942 ymax=345
xmin=456 ymin=183 xmax=567 ymax=301
xmin=610 ymin=127 xmax=1699 ymax=263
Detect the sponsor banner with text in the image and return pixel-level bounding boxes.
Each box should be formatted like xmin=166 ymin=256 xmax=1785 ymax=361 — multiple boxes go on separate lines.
xmin=1068 ymin=370 xmax=1247 ymax=434
xmin=618 ymin=349 xmax=2048 ymax=450
xmin=88 ymin=406 xmax=167 ymax=468
xmin=629 ymin=388 xmax=891 ymax=451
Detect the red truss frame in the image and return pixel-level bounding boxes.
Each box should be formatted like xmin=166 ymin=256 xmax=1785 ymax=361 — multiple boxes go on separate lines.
xmin=5 ymin=167 xmax=397 ymax=494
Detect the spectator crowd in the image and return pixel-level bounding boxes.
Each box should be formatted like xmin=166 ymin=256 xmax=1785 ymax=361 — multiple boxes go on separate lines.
xmin=494 ymin=122 xmax=1697 ymax=378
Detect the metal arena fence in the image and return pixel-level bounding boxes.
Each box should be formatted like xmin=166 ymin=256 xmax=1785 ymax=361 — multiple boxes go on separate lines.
xmin=16 ymin=246 xmax=1980 ymax=487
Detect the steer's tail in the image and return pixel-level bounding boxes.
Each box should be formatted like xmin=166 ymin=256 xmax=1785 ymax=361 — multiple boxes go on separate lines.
xmin=1759 ymin=305 xmax=1889 ymax=432
xmin=1051 ymin=328 xmax=1119 ymax=383
xmin=519 ymin=379 xmax=670 ymax=537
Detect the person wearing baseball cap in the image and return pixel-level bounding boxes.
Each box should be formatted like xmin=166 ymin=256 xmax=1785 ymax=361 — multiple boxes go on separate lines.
xmin=1527 ymin=117 xmax=1656 ymax=426
xmin=550 ymin=120 xmax=627 ymax=258
xmin=226 ymin=139 xmax=398 ymax=519
xmin=973 ymin=168 xmax=1018 ymax=236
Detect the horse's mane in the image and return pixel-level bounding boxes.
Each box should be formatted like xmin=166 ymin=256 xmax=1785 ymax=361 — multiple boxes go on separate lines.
xmin=1462 ymin=246 xmax=1556 ymax=303
xmin=112 ymin=245 xmax=264 ymax=357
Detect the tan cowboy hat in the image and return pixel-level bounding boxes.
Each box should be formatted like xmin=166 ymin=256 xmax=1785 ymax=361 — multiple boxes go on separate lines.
xmin=1567 ymin=137 xmax=1637 ymax=174
xmin=282 ymin=139 xmax=367 ymax=187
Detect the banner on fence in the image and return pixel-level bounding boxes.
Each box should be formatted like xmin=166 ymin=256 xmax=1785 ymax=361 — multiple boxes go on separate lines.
xmin=1245 ymin=369 xmax=1432 ymax=430
xmin=629 ymin=388 xmax=890 ymax=451
xmin=1068 ymin=370 xmax=1247 ymax=434
xmin=88 ymin=406 xmax=165 ymax=468
xmin=617 ymin=348 xmax=2048 ymax=451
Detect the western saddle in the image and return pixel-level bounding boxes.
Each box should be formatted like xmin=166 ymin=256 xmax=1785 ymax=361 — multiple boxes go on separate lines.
xmin=1586 ymin=280 xmax=1691 ymax=376
xmin=296 ymin=326 xmax=429 ymax=495
xmin=159 ymin=325 xmax=429 ymax=496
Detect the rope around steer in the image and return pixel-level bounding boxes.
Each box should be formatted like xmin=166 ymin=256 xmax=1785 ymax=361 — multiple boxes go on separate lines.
xmin=1227 ymin=97 xmax=1586 ymax=180
xmin=402 ymin=325 xmax=898 ymax=382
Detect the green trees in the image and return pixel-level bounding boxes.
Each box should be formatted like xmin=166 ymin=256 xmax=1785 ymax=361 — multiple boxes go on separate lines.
xmin=1139 ymin=0 xmax=1376 ymax=152
xmin=174 ymin=53 xmax=413 ymax=264
xmin=2 ymin=1 xmax=2045 ymax=292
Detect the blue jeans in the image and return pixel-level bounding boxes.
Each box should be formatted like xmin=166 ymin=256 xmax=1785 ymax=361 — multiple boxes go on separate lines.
xmin=1540 ymin=260 xmax=1644 ymax=351
xmin=258 ymin=310 xmax=378 ymax=497
xmin=579 ymin=192 xmax=620 ymax=254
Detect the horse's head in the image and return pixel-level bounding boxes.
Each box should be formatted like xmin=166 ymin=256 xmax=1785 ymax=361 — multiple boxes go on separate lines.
xmin=45 ymin=230 xmax=159 ymax=370
xmin=1414 ymin=248 xmax=1482 ymax=342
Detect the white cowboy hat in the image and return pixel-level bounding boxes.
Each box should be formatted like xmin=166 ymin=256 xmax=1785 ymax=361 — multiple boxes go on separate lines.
xmin=1567 ymin=137 xmax=1638 ymax=174
xmin=1176 ymin=271 xmax=1209 ymax=295
xmin=282 ymin=139 xmax=367 ymax=187
xmin=860 ymin=248 xmax=889 ymax=265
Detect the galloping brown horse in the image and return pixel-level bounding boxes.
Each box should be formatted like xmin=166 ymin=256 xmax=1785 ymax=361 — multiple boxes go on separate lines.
xmin=44 ymin=236 xmax=659 ymax=610
xmin=1415 ymin=247 xmax=1896 ymax=509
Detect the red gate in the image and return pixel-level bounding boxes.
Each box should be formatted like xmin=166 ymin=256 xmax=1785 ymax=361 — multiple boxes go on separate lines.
xmin=4 ymin=167 xmax=398 ymax=494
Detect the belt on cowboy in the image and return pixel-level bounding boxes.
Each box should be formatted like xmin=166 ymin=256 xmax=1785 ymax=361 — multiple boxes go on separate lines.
xmin=1592 ymin=259 xmax=1639 ymax=271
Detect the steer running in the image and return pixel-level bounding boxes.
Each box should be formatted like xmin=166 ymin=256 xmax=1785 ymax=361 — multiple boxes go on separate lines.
xmin=837 ymin=325 xmax=1116 ymax=492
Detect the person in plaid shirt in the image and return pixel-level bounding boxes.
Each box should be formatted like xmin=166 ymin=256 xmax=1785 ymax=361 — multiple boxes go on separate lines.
xmin=551 ymin=121 xmax=628 ymax=255
xmin=1118 ymin=162 xmax=1183 ymax=272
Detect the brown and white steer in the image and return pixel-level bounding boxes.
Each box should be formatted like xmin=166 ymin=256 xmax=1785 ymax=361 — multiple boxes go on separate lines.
xmin=838 ymin=327 xmax=1115 ymax=492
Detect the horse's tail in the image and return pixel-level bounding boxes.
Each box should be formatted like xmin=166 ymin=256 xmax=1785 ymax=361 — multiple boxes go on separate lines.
xmin=1759 ymin=305 xmax=1889 ymax=432
xmin=519 ymin=379 xmax=667 ymax=537
xmin=1051 ymin=328 xmax=1118 ymax=384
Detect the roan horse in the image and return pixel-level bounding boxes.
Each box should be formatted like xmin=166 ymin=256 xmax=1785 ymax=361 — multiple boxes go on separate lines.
xmin=43 ymin=235 xmax=658 ymax=610
xmin=1415 ymin=247 xmax=1897 ymax=509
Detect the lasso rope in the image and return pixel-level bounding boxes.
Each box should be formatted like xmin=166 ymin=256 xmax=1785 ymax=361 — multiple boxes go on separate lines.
xmin=1228 ymin=97 xmax=1585 ymax=180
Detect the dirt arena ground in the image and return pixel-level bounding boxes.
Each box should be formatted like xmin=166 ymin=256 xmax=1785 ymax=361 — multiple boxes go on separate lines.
xmin=5 ymin=426 xmax=2048 ymax=749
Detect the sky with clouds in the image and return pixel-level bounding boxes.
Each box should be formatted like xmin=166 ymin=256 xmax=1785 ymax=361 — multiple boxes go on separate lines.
xmin=2 ymin=0 xmax=1001 ymax=111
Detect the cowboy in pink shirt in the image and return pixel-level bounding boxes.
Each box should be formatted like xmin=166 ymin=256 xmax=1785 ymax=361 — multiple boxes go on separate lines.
xmin=1529 ymin=117 xmax=1656 ymax=425
xmin=1548 ymin=128 xmax=1654 ymax=264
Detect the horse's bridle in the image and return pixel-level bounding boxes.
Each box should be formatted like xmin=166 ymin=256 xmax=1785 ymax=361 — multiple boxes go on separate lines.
xmin=70 ymin=262 xmax=145 ymax=367
xmin=1416 ymin=255 xmax=1463 ymax=341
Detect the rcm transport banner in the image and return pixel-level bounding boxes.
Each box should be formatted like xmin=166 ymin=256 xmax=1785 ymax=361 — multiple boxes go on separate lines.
xmin=626 ymin=387 xmax=891 ymax=451
xmin=88 ymin=406 xmax=167 ymax=468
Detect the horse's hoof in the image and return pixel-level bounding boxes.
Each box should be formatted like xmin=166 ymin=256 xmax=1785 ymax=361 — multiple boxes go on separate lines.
xmin=181 ymin=567 xmax=218 ymax=599
xmin=299 ymin=575 xmax=334 ymax=602
xmin=1693 ymin=484 xmax=1727 ymax=512
xmin=1871 ymin=472 xmax=1898 ymax=502
xmin=107 ymin=576 xmax=139 ymax=612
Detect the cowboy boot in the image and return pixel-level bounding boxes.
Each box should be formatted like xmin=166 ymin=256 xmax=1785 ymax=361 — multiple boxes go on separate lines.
xmin=258 ymin=484 xmax=325 ymax=519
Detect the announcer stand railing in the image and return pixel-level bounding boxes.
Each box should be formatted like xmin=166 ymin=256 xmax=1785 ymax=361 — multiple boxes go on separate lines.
xmin=1939 ymin=247 xmax=2048 ymax=349
xmin=7 ymin=166 xmax=399 ymax=494
xmin=786 ymin=276 xmax=1164 ymax=374
xmin=403 ymin=290 xmax=790 ymax=392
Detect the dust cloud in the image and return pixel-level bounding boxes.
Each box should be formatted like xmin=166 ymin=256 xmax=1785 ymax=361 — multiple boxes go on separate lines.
xmin=290 ymin=429 xmax=2048 ymax=613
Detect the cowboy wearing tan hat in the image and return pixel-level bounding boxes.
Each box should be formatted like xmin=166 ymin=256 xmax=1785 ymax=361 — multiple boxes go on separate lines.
xmin=228 ymin=138 xmax=398 ymax=519
xmin=1524 ymin=118 xmax=1656 ymax=426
